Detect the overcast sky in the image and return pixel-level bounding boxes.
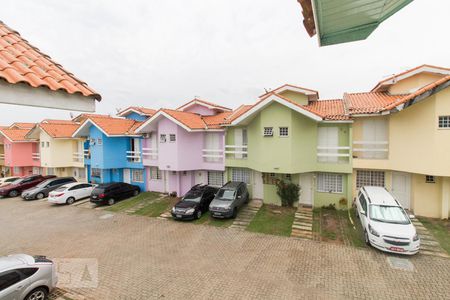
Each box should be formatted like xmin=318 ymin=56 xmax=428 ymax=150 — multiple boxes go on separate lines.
xmin=0 ymin=0 xmax=449 ymax=124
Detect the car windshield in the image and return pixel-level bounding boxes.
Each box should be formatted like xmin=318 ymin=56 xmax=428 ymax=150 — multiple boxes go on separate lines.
xmin=36 ymin=180 xmax=51 ymax=188
xmin=11 ymin=178 xmax=24 ymax=184
xmin=182 ymin=191 xmax=202 ymax=203
xmin=369 ymin=205 xmax=410 ymax=225
xmin=217 ymin=189 xmax=235 ymax=200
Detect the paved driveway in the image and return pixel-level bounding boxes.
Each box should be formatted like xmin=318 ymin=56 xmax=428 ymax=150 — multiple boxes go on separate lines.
xmin=1 ymin=197 xmax=449 ymax=299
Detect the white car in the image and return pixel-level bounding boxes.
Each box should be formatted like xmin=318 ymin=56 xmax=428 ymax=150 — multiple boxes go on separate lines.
xmin=48 ymin=183 xmax=96 ymax=205
xmin=0 ymin=254 xmax=57 ymax=300
xmin=0 ymin=176 xmax=20 ymax=188
xmin=355 ymin=186 xmax=420 ymax=255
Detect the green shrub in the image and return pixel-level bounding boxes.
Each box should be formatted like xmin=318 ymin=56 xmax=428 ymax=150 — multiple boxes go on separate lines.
xmin=276 ymin=180 xmax=300 ymax=207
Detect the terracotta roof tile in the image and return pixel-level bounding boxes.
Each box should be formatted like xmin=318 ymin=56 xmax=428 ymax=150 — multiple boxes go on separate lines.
xmin=161 ymin=109 xmax=207 ymax=130
xmin=0 ymin=21 xmax=101 ymax=100
xmin=9 ymin=122 xmax=36 ymax=129
xmin=0 ymin=128 xmax=34 ymax=142
xmin=38 ymin=120 xmax=80 ymax=138
xmin=87 ymin=116 xmax=140 ymax=136
xmin=118 ymin=106 xmax=157 ymax=117
xmin=344 ymin=92 xmax=404 ymax=114
xmin=305 ymin=99 xmax=350 ymax=120
xmin=177 ymin=98 xmax=232 ymax=111
xmin=222 ymin=105 xmax=254 ymax=124
xmin=203 ymin=111 xmax=233 ymax=128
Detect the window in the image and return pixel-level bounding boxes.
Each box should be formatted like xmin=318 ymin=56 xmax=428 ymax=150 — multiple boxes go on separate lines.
xmin=97 ymin=138 xmax=103 ymax=146
xmin=41 ymin=141 xmax=45 ymax=148
xmin=425 ymin=175 xmax=436 ymax=183
xmin=262 ymin=173 xmax=277 ymax=185
xmin=232 ymin=168 xmax=250 ymax=184
xmin=46 ymin=142 xmax=50 ymax=147
xmin=279 ymin=127 xmax=289 ymax=137
xmin=438 ymin=116 xmax=450 ymax=128
xmin=356 ymin=170 xmax=385 ymax=189
xmin=13 ymin=167 xmax=21 ymax=174
xmin=358 ymin=192 xmax=367 ymax=213
xmin=285 ymin=174 xmax=292 ymax=181
xmin=18 ymin=268 xmax=38 ymax=278
xmin=263 ymin=127 xmax=273 ymax=137
xmin=160 ymin=134 xmax=167 ymax=143
xmin=132 ymin=169 xmax=144 ymax=183
xmin=317 ymin=127 xmax=339 ymax=163
xmin=150 ymin=167 xmax=162 ymax=180
xmin=204 ymin=133 xmax=221 ymax=163
xmin=207 ymin=171 xmax=224 ymax=187
xmin=0 ymin=270 xmax=21 ymax=291
xmin=47 ymin=168 xmax=55 ymax=176
xmin=91 ymin=168 xmax=101 ymax=177
xmin=317 ymin=173 xmax=343 ymax=193
xmin=169 ymin=134 xmax=176 ymax=142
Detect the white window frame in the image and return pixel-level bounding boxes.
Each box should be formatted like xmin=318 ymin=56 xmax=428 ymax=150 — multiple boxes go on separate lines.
xmin=438 ymin=116 xmax=450 ymax=129
xmin=279 ymin=127 xmax=289 ymax=137
xmin=132 ymin=169 xmax=144 ymax=183
xmin=317 ymin=173 xmax=343 ymax=193
xmin=425 ymin=175 xmax=436 ymax=183
xmin=231 ymin=168 xmax=251 ymax=184
xmin=208 ymin=171 xmax=224 ymax=187
xmin=150 ymin=167 xmax=162 ymax=180
xmin=356 ymin=170 xmax=385 ymax=189
xmin=97 ymin=138 xmax=103 ymax=146
xmin=169 ymin=134 xmax=176 ymax=142
xmin=263 ymin=127 xmax=273 ymax=137
xmin=46 ymin=141 xmax=50 ymax=147
xmin=160 ymin=134 xmax=167 ymax=143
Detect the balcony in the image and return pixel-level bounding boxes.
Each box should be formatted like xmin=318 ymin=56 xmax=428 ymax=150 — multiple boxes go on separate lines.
xmin=317 ymin=146 xmax=351 ymax=163
xmin=202 ymin=149 xmax=223 ymax=163
xmin=32 ymin=153 xmax=40 ymax=161
xmin=352 ymin=141 xmax=389 ymax=159
xmin=224 ymin=145 xmax=248 ymax=159
xmin=126 ymin=151 xmax=142 ymax=163
xmin=83 ymin=149 xmax=91 ymax=159
xmin=73 ymin=152 xmax=83 ymax=163
xmin=0 ymin=153 xmax=4 ymax=160
xmin=142 ymin=147 xmax=158 ymax=160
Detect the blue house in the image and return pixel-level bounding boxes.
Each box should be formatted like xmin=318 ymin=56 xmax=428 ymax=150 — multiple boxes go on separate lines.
xmin=72 ymin=111 xmax=154 ymax=192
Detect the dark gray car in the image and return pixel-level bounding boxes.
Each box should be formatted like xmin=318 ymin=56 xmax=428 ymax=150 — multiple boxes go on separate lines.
xmin=21 ymin=177 xmax=77 ymax=200
xmin=209 ymin=182 xmax=249 ymax=218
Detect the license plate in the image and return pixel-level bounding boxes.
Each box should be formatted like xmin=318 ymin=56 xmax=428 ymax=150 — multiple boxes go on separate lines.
xmin=389 ymin=247 xmax=405 ymax=252
xmin=92 ymin=196 xmax=97 ymax=199
xmin=213 ymin=212 xmax=222 ymax=216
xmin=176 ymin=214 xmax=182 ymax=218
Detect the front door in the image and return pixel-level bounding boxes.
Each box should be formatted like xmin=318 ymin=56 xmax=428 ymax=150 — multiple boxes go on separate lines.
xmin=299 ymin=173 xmax=313 ymax=205
xmin=123 ymin=169 xmax=131 ymax=184
xmin=391 ymin=172 xmax=411 ymax=209
xmin=253 ymin=171 xmax=263 ymax=199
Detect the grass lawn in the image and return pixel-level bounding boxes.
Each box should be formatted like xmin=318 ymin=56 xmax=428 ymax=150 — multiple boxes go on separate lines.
xmin=192 ymin=211 xmax=234 ymax=227
xmin=247 ymin=205 xmax=296 ymax=237
xmin=417 ymin=217 xmax=450 ymax=255
xmin=134 ymin=196 xmax=179 ymax=217
xmin=313 ymin=207 xmax=366 ymax=248
xmin=106 ymin=192 xmax=162 ymax=213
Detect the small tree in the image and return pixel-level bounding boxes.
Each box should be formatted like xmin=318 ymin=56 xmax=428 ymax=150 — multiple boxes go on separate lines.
xmin=276 ymin=180 xmax=301 ymax=207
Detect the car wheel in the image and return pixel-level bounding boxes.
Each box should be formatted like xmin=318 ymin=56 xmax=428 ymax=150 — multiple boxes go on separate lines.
xmin=66 ymin=197 xmax=75 ymax=205
xmin=8 ymin=190 xmax=18 ymax=197
xmin=232 ymin=207 xmax=238 ymax=219
xmin=108 ymin=198 xmax=115 ymax=206
xmin=196 ymin=210 xmax=202 ymax=219
xmin=364 ymin=230 xmax=370 ymax=246
xmin=133 ymin=190 xmax=139 ymax=196
xmin=25 ymin=287 xmax=48 ymax=300
xmin=36 ymin=193 xmax=44 ymax=200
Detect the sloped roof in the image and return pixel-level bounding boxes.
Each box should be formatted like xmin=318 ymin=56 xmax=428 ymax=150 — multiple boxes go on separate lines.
xmin=305 ymin=99 xmax=350 ymax=120
xmin=0 ymin=21 xmax=100 ymax=100
xmin=81 ymin=116 xmax=141 ymax=136
xmin=38 ymin=120 xmax=80 ymax=138
xmin=202 ymin=111 xmax=234 ymax=128
xmin=9 ymin=122 xmax=36 ymax=129
xmin=117 ymin=106 xmax=157 ymax=118
xmin=344 ymin=92 xmax=404 ymax=114
xmin=222 ymin=105 xmax=254 ymax=124
xmin=161 ymin=109 xmax=208 ymax=130
xmin=259 ymin=83 xmax=319 ymax=98
xmin=177 ymin=98 xmax=232 ymax=112
xmin=0 ymin=128 xmax=35 ymax=142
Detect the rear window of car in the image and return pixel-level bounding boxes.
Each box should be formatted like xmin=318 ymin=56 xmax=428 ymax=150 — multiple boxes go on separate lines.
xmin=18 ymin=268 xmax=38 ymax=278
xmin=54 ymin=187 xmax=67 ymax=192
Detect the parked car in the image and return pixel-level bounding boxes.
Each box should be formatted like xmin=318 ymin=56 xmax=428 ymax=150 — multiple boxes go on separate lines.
xmin=355 ymin=186 xmax=420 ymax=255
xmin=48 ymin=182 xmax=96 ymax=205
xmin=90 ymin=182 xmax=140 ymax=206
xmin=0 ymin=176 xmax=21 ymax=188
xmin=0 ymin=175 xmax=56 ymax=198
xmin=21 ymin=177 xmax=77 ymax=200
xmin=0 ymin=254 xmax=57 ymax=300
xmin=171 ymin=184 xmax=218 ymax=220
xmin=209 ymin=181 xmax=249 ymax=218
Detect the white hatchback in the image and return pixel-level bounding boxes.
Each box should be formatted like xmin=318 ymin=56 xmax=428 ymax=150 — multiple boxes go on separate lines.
xmin=355 ymin=186 xmax=420 ymax=255
xmin=48 ymin=183 xmax=96 ymax=205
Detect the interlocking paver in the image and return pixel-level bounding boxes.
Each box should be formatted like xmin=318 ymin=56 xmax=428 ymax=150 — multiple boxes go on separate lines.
xmin=1 ymin=197 xmax=450 ymax=300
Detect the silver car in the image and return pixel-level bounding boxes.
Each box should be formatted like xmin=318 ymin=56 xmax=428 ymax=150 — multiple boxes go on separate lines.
xmin=209 ymin=181 xmax=249 ymax=218
xmin=0 ymin=254 xmax=57 ymax=300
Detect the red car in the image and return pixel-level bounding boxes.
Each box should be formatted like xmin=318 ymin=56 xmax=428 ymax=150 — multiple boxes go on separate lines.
xmin=0 ymin=175 xmax=56 ymax=198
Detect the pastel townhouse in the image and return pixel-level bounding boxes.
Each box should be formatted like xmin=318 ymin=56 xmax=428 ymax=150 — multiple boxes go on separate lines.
xmin=135 ymin=99 xmax=232 ymax=196
xmin=347 ymin=65 xmax=450 ymax=219
xmin=26 ymin=119 xmax=87 ymax=181
xmin=72 ymin=112 xmax=154 ymax=191
xmin=0 ymin=123 xmax=40 ymax=177
xmin=224 ymin=85 xmax=353 ymax=207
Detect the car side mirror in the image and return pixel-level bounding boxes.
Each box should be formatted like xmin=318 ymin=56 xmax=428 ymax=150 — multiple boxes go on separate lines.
xmin=238 ymin=195 xmax=242 ymax=199
xmin=360 ymin=209 xmax=366 ymax=216
xmin=409 ymin=214 xmax=415 ymax=219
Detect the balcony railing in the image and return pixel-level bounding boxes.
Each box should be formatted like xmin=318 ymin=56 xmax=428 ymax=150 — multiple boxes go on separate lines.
xmin=142 ymin=148 xmax=158 ymax=160
xmin=0 ymin=153 xmax=4 ymax=160
xmin=83 ymin=149 xmax=91 ymax=159
xmin=202 ymin=149 xmax=223 ymax=163
xmin=317 ymin=146 xmax=351 ymax=162
xmin=73 ymin=152 xmax=83 ymax=163
xmin=32 ymin=153 xmax=40 ymax=160
xmin=126 ymin=151 xmax=142 ymax=163
xmin=224 ymin=145 xmax=248 ymax=159
xmin=352 ymin=141 xmax=389 ymax=159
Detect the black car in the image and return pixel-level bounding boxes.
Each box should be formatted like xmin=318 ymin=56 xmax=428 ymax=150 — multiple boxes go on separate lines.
xmin=21 ymin=177 xmax=77 ymax=200
xmin=171 ymin=184 xmax=218 ymax=220
xmin=90 ymin=182 xmax=140 ymax=206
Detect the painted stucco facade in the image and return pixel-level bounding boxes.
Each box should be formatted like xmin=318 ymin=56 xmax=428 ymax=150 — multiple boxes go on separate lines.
xmin=1 ymin=138 xmax=40 ymax=177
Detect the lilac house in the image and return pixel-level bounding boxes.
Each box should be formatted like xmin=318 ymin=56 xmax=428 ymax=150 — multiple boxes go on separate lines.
xmin=135 ymin=99 xmax=232 ymax=196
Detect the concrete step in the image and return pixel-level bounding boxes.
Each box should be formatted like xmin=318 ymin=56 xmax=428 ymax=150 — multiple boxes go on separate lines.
xmin=292 ymin=224 xmax=312 ymax=231
xmin=293 ymin=222 xmax=312 ymax=227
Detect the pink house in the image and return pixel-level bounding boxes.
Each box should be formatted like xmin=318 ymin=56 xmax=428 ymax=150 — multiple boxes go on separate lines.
xmin=136 ymin=99 xmax=232 ymax=196
xmin=0 ymin=125 xmax=41 ymax=177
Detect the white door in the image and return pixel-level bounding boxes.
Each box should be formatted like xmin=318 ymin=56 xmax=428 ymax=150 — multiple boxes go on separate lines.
xmin=253 ymin=171 xmax=263 ymax=199
xmin=123 ymin=169 xmax=131 ymax=184
xmin=391 ymin=172 xmax=411 ymax=209
xmin=299 ymin=173 xmax=313 ymax=205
